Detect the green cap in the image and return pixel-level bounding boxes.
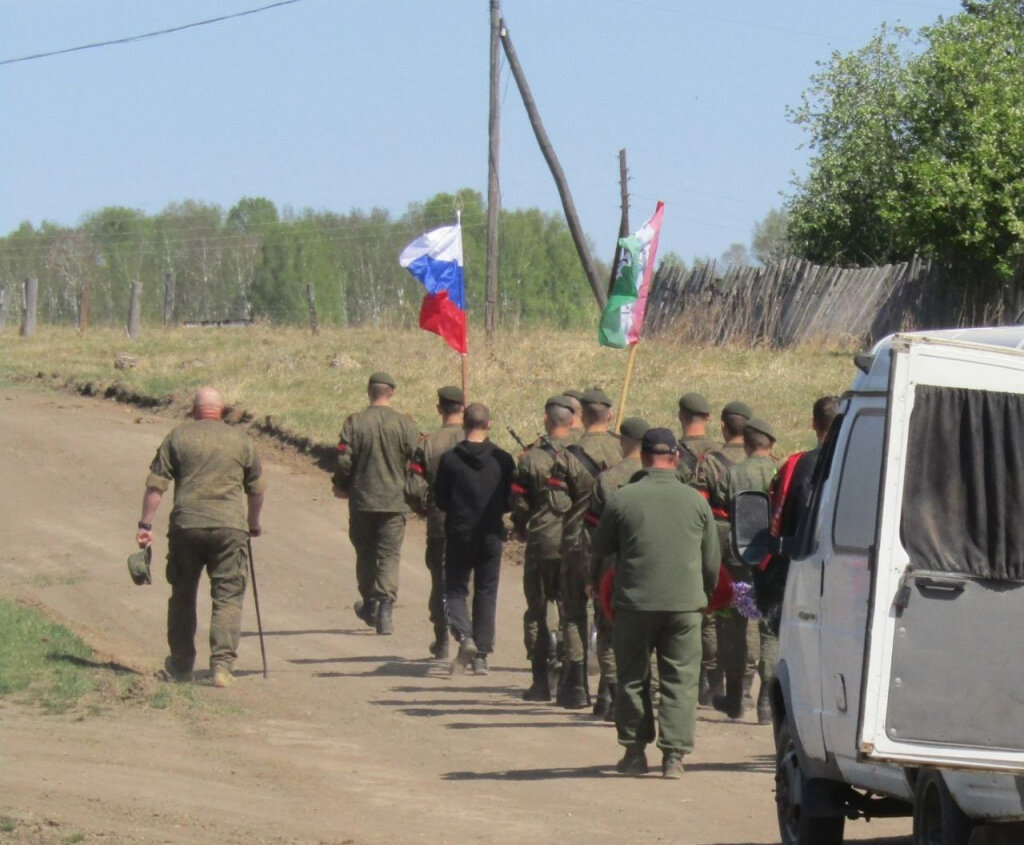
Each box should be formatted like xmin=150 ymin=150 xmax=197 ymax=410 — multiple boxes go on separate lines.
xmin=745 ymin=417 xmax=776 ymax=442
xmin=368 ymin=371 xmax=396 ymax=388
xmin=127 ymin=546 xmax=152 ymax=586
xmin=678 ymin=392 xmax=711 ymax=415
xmin=581 ymin=388 xmax=613 ymax=407
xmin=722 ymin=400 xmax=753 ymax=420
xmin=562 ymin=389 xmax=584 ymax=401
xmin=437 ymin=385 xmax=464 ymax=404
xmin=619 ymin=416 xmax=650 ymax=441
xmin=545 ymin=395 xmax=576 ymax=413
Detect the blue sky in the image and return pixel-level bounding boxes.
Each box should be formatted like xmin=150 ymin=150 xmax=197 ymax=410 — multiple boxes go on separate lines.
xmin=1 ymin=0 xmax=964 ymax=265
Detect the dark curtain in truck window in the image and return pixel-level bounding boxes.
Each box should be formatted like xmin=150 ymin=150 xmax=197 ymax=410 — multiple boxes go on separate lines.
xmin=902 ymin=385 xmax=1024 ymax=581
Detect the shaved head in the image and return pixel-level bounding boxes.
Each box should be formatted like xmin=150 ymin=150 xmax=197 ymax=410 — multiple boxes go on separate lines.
xmin=193 ymin=386 xmax=224 ymax=420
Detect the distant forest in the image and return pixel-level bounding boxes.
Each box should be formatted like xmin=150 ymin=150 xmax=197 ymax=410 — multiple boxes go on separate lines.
xmin=0 ymin=189 xmax=608 ymax=329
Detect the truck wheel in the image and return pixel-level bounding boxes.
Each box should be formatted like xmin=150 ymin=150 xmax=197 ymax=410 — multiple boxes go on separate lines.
xmin=913 ymin=769 xmax=974 ymax=845
xmin=775 ymin=722 xmax=845 ymax=845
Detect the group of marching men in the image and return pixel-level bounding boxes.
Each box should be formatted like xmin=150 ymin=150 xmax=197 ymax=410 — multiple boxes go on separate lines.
xmin=331 ymin=372 xmax=839 ymax=776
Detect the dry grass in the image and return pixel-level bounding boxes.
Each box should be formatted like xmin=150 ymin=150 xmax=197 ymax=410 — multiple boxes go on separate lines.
xmin=0 ymin=324 xmax=856 ymax=457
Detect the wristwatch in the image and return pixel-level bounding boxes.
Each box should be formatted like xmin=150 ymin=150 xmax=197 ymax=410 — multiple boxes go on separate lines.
xmin=137 ymin=521 xmax=153 ymax=531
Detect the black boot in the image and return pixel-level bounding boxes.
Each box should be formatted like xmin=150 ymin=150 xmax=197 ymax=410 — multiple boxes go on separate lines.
xmin=698 ymin=668 xmax=712 ymax=707
xmin=712 ymin=672 xmax=745 ymax=720
xmin=562 ymin=661 xmax=589 ymax=710
xmin=555 ymin=660 xmax=572 ymax=707
xmin=592 ymin=679 xmax=612 ymax=719
xmin=603 ymin=682 xmax=617 ymax=723
xmin=523 ymin=656 xmax=551 ymax=701
xmin=375 ymin=599 xmax=394 ymax=635
xmin=429 ymin=625 xmax=449 ymax=659
xmin=353 ymin=599 xmax=378 ymax=628
xmin=743 ymin=669 xmax=755 ymax=704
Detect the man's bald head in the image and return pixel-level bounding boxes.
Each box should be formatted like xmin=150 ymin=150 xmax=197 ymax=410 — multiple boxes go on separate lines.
xmin=193 ymin=386 xmax=224 ymax=420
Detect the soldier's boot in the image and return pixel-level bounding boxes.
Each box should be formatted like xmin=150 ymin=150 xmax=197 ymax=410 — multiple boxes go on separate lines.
xmin=698 ymin=668 xmax=712 ymax=707
xmin=555 ymin=661 xmax=573 ymax=707
xmin=592 ymin=679 xmax=612 ymax=719
xmin=522 ymin=656 xmax=551 ymax=702
xmin=603 ymin=682 xmax=617 ymax=723
xmin=561 ymin=661 xmax=589 ymax=710
xmin=712 ymin=672 xmax=746 ymax=720
xmin=353 ymin=599 xmax=378 ymax=628
xmin=708 ymin=669 xmax=725 ymax=702
xmin=429 ymin=625 xmax=449 ymax=660
xmin=756 ymin=681 xmax=772 ymax=726
xmin=742 ymin=668 xmax=755 ymax=706
xmin=615 ymin=744 xmax=649 ymax=776
xmin=375 ymin=599 xmax=394 ymax=635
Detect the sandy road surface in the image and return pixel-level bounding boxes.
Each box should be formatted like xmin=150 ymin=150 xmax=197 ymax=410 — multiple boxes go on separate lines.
xmin=0 ymin=386 xmax=912 ymax=844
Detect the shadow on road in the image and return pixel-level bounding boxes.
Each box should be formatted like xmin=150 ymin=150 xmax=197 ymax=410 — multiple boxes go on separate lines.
xmin=48 ymin=653 xmax=139 ymax=674
xmin=443 ymin=764 xmax=612 ymax=780
xmin=685 ymin=755 xmax=775 ymax=774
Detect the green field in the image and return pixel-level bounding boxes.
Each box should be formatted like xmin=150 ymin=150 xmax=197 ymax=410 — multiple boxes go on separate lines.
xmin=0 ymin=324 xmax=856 ymax=456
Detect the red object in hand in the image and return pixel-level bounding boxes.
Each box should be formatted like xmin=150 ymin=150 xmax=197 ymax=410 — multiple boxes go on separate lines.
xmin=598 ymin=567 xmax=616 ymax=622
xmin=706 ymin=564 xmax=735 ymax=612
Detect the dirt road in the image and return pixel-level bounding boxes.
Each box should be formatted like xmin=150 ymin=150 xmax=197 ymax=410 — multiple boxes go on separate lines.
xmin=0 ymin=387 xmax=912 ymax=844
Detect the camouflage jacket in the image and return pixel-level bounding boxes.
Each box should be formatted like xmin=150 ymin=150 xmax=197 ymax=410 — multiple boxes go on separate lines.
xmin=333 ymin=405 xmax=420 ymax=513
xmin=405 ymin=423 xmax=463 ymax=538
xmin=509 ymin=432 xmax=575 ymax=560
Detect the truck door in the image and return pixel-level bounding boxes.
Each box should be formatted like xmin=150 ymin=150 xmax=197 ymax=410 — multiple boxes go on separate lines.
xmin=859 ymin=336 xmax=1024 ymax=772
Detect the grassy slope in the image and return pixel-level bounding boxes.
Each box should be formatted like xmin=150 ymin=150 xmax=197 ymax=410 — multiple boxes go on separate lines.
xmin=0 ymin=325 xmax=856 ymax=456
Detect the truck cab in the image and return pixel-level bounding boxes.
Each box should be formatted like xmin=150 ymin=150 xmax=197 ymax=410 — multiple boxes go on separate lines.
xmin=737 ymin=328 xmax=1024 ymax=845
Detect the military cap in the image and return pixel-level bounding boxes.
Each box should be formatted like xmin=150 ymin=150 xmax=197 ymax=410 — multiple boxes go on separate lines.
xmin=368 ymin=371 xmax=396 ymax=388
xmin=641 ymin=426 xmax=679 ymax=454
xmin=545 ymin=394 xmax=576 ymax=413
xmin=581 ymin=387 xmax=613 ymax=407
xmin=437 ymin=385 xmax=464 ymax=404
xmin=678 ymin=392 xmax=711 ymax=415
xmin=127 ymin=546 xmax=152 ymax=586
xmin=745 ymin=417 xmax=776 ymax=442
xmin=721 ymin=400 xmax=753 ymax=420
xmin=562 ymin=389 xmax=584 ymax=401
xmin=619 ymin=416 xmax=650 ymax=441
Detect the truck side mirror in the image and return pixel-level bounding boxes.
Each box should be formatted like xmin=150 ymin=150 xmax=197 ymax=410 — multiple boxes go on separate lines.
xmin=732 ymin=490 xmax=775 ymax=567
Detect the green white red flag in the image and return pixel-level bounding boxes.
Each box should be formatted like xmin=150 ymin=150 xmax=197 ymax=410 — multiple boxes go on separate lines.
xmin=598 ymin=200 xmax=665 ymax=348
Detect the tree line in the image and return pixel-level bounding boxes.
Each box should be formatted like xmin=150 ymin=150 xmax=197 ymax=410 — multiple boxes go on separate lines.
xmin=0 ymin=190 xmax=605 ymax=330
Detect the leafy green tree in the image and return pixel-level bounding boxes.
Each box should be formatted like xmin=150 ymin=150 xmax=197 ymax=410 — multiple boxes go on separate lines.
xmin=751 ymin=208 xmax=791 ymax=265
xmin=787 ymin=1 xmax=1024 ymax=283
xmin=720 ymin=243 xmax=751 ymax=270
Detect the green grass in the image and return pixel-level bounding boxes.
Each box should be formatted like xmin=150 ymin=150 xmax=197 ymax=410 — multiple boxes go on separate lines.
xmin=0 ymin=597 xmax=96 ymax=713
xmin=0 ymin=324 xmax=858 ymax=457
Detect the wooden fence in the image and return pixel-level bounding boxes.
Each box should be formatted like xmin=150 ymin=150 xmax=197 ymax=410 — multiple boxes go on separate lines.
xmin=644 ymin=257 xmax=1024 ymax=348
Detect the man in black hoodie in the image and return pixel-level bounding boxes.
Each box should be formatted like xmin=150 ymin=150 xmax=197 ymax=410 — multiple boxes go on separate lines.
xmin=434 ymin=403 xmax=516 ymax=675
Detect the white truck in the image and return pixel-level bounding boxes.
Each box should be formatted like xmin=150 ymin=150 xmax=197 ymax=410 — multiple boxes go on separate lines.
xmin=734 ymin=328 xmax=1024 ymax=845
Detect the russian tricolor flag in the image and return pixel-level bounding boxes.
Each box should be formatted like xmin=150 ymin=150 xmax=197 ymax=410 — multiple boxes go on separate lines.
xmin=399 ymin=223 xmax=468 ymax=354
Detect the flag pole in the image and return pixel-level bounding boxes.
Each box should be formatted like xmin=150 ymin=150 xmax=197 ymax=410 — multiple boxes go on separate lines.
xmin=614 ymin=342 xmax=640 ymax=433
xmin=461 ymin=354 xmax=469 ymax=405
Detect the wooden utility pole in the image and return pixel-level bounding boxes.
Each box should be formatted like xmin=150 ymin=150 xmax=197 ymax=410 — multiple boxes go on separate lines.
xmin=608 ymin=149 xmax=630 ymax=296
xmin=485 ymin=0 xmax=501 ymax=343
xmin=163 ymin=270 xmax=175 ymax=328
xmin=127 ymin=281 xmax=143 ymax=339
xmin=305 ymin=283 xmax=319 ymax=335
xmin=21 ymin=277 xmax=37 ymax=337
xmin=499 ymin=20 xmax=607 ymax=311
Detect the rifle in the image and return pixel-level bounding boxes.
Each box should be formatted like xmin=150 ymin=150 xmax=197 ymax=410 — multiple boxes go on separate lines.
xmin=507 ymin=427 xmax=528 ymax=451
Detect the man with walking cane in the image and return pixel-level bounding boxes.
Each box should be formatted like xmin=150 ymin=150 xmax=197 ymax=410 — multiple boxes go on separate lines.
xmin=135 ymin=386 xmax=266 ymax=688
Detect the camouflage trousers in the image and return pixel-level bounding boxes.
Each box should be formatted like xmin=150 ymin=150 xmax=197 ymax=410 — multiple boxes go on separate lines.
xmin=349 ymin=510 xmax=406 ymax=603
xmin=165 ymin=526 xmax=248 ymax=674
xmin=522 ymin=550 xmax=562 ymax=660
xmin=560 ymin=544 xmax=590 ymax=663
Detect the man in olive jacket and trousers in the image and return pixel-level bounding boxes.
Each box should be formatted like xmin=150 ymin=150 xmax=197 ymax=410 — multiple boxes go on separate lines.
xmin=591 ymin=427 xmax=720 ymax=778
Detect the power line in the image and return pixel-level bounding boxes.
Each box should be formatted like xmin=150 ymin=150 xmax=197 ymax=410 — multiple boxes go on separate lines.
xmin=0 ymin=0 xmax=303 ymax=67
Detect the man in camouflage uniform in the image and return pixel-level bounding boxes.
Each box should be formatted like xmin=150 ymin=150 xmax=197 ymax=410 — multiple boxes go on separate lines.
xmin=552 ymin=387 xmax=623 ymax=709
xmin=136 ymin=386 xmax=266 ymax=688
xmin=333 ymin=372 xmax=420 ymax=636
xmin=591 ymin=427 xmax=720 ymax=779
xmin=583 ymin=416 xmax=649 ymax=721
xmin=710 ymin=416 xmax=779 ymax=720
xmin=675 ymin=392 xmax=721 ymax=705
xmin=509 ymin=395 xmax=577 ymax=701
xmin=405 ymin=385 xmax=465 ymax=659
xmin=694 ymin=400 xmax=755 ymax=709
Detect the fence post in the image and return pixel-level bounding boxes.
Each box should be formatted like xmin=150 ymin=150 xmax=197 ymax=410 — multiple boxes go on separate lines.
xmin=20 ymin=277 xmax=37 ymax=337
xmin=306 ymin=283 xmax=319 ymax=336
xmin=127 ymin=281 xmax=143 ymax=339
xmin=163 ymin=270 xmax=175 ymax=328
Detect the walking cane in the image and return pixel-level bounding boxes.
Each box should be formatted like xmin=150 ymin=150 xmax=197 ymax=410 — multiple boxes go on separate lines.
xmin=247 ymin=538 xmax=268 ymax=678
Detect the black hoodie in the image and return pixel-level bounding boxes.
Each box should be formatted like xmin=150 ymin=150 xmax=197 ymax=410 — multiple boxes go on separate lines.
xmin=433 ymin=439 xmax=515 ymax=538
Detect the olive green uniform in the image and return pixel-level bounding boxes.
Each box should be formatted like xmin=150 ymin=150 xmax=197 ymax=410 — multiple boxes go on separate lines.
xmin=509 ymin=433 xmax=574 ymax=661
xmin=713 ymin=453 xmax=778 ymax=714
xmin=406 ymin=423 xmax=463 ymax=642
xmin=146 ymin=419 xmax=267 ymax=676
xmin=586 ymin=454 xmax=642 ymax=686
xmin=334 ymin=406 xmax=419 ymax=605
xmin=591 ymin=469 xmax=719 ymax=754
xmin=676 ymin=434 xmax=717 ymax=485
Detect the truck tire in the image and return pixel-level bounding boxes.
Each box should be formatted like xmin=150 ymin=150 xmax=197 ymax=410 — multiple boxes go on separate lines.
xmin=775 ymin=722 xmax=845 ymax=845
xmin=913 ymin=769 xmax=974 ymax=845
